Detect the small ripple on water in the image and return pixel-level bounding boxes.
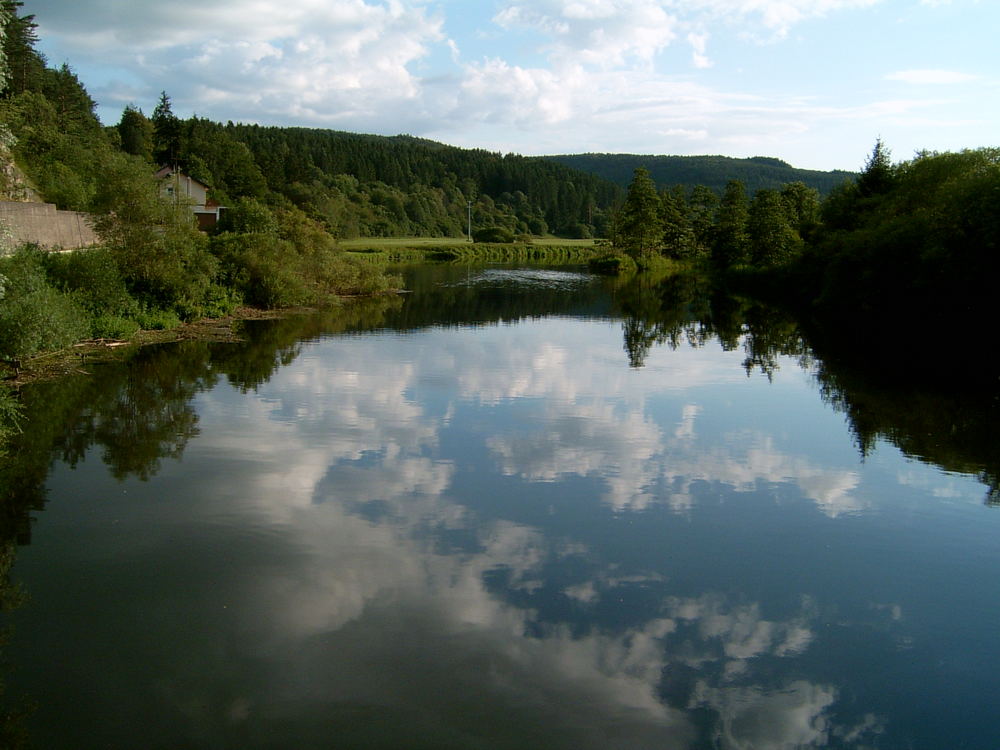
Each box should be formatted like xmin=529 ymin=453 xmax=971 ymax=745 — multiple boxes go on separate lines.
xmin=446 ymin=268 xmax=593 ymax=290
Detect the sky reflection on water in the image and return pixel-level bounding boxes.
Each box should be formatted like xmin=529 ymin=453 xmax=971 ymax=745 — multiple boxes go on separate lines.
xmin=7 ymin=270 xmax=999 ymax=749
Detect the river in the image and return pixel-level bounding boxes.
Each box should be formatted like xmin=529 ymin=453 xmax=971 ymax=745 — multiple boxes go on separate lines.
xmin=1 ymin=264 xmax=998 ymax=749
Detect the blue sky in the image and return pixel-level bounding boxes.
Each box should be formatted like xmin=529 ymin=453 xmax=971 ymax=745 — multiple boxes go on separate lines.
xmin=27 ymin=0 xmax=998 ymax=171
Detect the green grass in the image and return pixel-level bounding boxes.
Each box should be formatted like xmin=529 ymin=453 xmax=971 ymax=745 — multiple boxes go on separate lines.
xmin=339 ymin=237 xmax=599 ymax=264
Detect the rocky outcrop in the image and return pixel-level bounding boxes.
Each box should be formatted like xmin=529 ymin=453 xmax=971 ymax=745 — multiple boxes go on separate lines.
xmin=0 ymin=151 xmax=42 ymax=203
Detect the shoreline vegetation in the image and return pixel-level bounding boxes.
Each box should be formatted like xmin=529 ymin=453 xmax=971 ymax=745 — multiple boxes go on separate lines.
xmin=0 ymin=234 xmax=602 ymax=388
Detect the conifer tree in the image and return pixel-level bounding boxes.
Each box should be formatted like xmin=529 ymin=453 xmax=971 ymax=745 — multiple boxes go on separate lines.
xmin=748 ymin=188 xmax=801 ymax=267
xmin=713 ymin=179 xmax=750 ymax=268
xmin=117 ymin=105 xmax=155 ymax=161
xmin=41 ymin=63 xmax=98 ymax=134
xmin=857 ymin=138 xmax=894 ymax=198
xmin=688 ymin=184 xmax=719 ymax=256
xmin=0 ymin=0 xmax=44 ymax=96
xmin=616 ymin=167 xmax=663 ymax=258
xmin=0 ymin=3 xmax=9 ymax=93
xmin=152 ymin=91 xmax=182 ymax=167
xmin=660 ymin=186 xmax=696 ymax=259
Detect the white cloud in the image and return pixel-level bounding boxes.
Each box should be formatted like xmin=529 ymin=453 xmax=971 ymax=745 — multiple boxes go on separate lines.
xmin=494 ymin=0 xmax=679 ymax=68
xmin=687 ymin=31 xmax=713 ymax=68
xmin=37 ymin=0 xmax=445 ymax=127
xmin=672 ymin=0 xmax=883 ymax=39
xmin=886 ymin=69 xmax=979 ymax=84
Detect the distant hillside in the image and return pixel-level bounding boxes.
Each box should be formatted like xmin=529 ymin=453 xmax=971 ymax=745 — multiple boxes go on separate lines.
xmin=544 ymin=153 xmax=855 ymax=196
xmin=217 ymin=123 xmax=623 ymax=237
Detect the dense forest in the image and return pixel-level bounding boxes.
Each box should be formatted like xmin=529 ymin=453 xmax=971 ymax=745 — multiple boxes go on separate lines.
xmin=113 ymin=111 xmax=623 ymax=240
xmin=605 ymin=166 xmax=823 ymax=269
xmin=548 ymin=153 xmax=854 ymax=196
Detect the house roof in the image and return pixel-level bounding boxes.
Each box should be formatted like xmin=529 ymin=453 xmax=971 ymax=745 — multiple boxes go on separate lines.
xmin=155 ymin=166 xmax=211 ymax=190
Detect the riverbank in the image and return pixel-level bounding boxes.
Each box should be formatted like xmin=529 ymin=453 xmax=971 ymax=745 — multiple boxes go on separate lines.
xmin=0 ymin=305 xmax=317 ymax=386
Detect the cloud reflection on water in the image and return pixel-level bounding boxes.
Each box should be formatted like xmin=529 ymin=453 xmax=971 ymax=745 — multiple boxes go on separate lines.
xmin=176 ymin=318 xmax=894 ymax=746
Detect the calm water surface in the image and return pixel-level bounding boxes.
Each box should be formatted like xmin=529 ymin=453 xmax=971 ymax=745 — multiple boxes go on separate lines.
xmin=2 ymin=265 xmax=998 ymax=748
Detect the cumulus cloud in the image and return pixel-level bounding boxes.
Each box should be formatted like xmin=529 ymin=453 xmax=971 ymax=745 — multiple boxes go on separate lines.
xmin=493 ymin=0 xmax=679 ymax=68
xmin=36 ymin=0 xmax=445 ymax=128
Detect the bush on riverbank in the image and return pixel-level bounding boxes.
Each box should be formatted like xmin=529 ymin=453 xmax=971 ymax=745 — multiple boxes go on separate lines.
xmin=0 ymin=205 xmax=399 ymax=362
xmin=0 ymin=246 xmax=89 ymax=359
xmin=472 ymin=226 xmax=515 ymax=243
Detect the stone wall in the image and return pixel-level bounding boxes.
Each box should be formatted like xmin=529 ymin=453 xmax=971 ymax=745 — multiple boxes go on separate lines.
xmin=0 ymin=201 xmax=98 ymax=251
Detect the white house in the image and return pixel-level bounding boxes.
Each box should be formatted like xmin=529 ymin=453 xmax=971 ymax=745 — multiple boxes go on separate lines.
xmin=155 ymin=166 xmax=224 ymax=230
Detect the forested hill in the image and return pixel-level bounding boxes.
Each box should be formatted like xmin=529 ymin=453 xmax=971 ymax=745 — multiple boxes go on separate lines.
xmin=210 ymin=123 xmax=623 ymax=237
xmin=544 ymin=153 xmax=854 ymax=196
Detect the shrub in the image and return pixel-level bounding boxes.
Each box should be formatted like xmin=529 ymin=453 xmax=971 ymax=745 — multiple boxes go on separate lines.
xmin=134 ymin=307 xmax=181 ymax=331
xmin=211 ymin=232 xmax=310 ymax=307
xmin=91 ymin=314 xmax=140 ymax=340
xmin=473 ymin=226 xmax=515 ymax=243
xmin=43 ymin=246 xmax=139 ymax=319
xmin=217 ymin=197 xmax=278 ymax=235
xmin=589 ymin=253 xmax=637 ymax=275
xmin=0 ymin=246 xmax=89 ymax=359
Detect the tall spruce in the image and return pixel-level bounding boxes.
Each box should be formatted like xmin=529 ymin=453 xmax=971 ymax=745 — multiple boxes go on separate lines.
xmin=0 ymin=3 xmax=8 ymax=93
xmin=688 ymin=184 xmax=719 ymax=256
xmin=117 ymin=105 xmax=154 ymax=162
xmin=660 ymin=185 xmax=696 ymax=259
xmin=0 ymin=0 xmax=44 ymax=96
xmin=151 ymin=91 xmax=182 ymax=167
xmin=713 ymin=179 xmax=750 ymax=268
xmin=857 ymin=138 xmax=894 ymax=198
xmin=616 ymin=167 xmax=663 ymax=258
xmin=748 ymin=188 xmax=802 ymax=267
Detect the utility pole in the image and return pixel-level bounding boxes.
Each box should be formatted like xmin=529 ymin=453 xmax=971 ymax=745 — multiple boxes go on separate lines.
xmin=467 ymin=201 xmax=473 ymax=242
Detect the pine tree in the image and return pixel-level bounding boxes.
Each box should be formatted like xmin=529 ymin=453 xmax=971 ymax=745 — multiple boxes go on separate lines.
xmin=616 ymin=167 xmax=663 ymax=258
xmin=857 ymin=138 xmax=894 ymax=198
xmin=748 ymin=188 xmax=802 ymax=267
xmin=151 ymin=91 xmax=182 ymax=167
xmin=41 ymin=63 xmax=98 ymax=134
xmin=0 ymin=0 xmax=45 ymax=96
xmin=660 ymin=186 xmax=696 ymax=259
xmin=688 ymin=184 xmax=719 ymax=256
xmin=0 ymin=3 xmax=9 ymax=93
xmin=117 ymin=105 xmax=154 ymax=161
xmin=713 ymin=179 xmax=749 ymax=268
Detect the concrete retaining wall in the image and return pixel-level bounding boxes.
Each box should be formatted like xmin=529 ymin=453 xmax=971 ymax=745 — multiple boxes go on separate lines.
xmin=0 ymin=201 xmax=99 ymax=250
